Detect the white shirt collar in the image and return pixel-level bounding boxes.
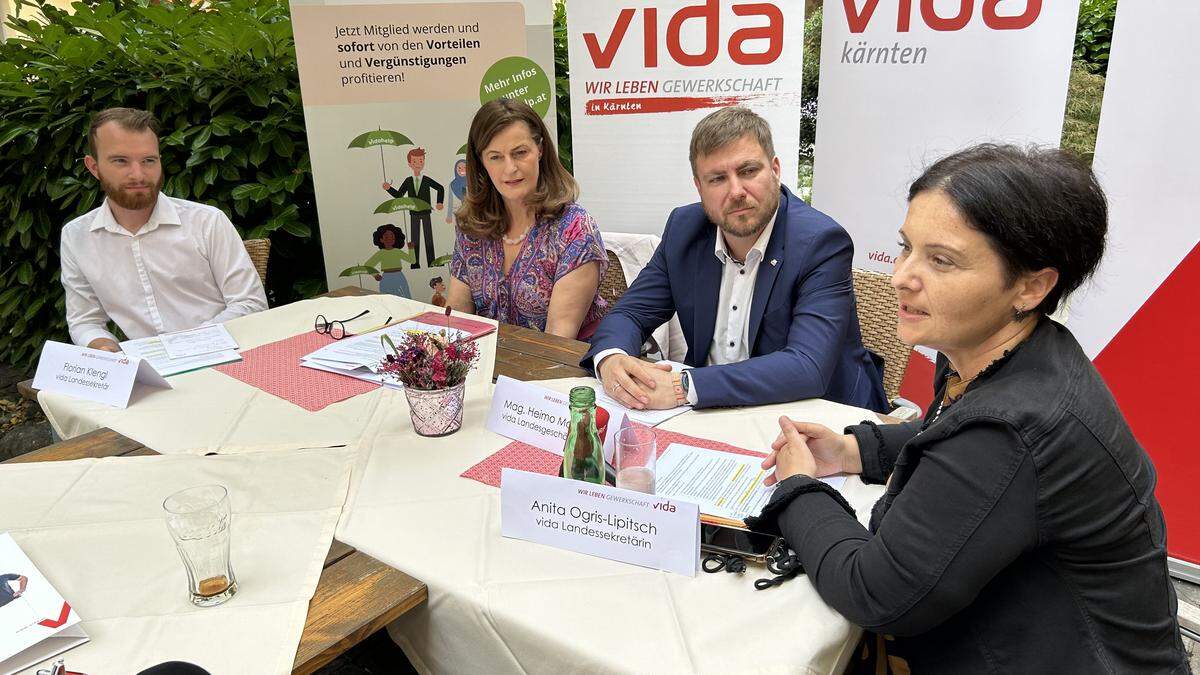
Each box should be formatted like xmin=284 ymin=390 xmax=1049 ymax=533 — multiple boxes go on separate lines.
xmin=91 ymin=193 xmax=181 ymax=235
xmin=714 ymin=206 xmax=778 ymax=265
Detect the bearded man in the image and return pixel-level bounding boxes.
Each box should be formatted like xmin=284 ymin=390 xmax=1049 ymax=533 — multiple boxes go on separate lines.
xmin=59 ymin=108 xmax=267 ymax=351
xmin=583 ymin=106 xmax=886 ymax=411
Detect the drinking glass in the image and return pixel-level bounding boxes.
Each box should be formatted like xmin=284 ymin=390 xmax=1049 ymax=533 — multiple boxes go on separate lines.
xmin=163 ymin=485 xmax=238 ymax=607
xmin=616 ymin=426 xmax=657 ymax=494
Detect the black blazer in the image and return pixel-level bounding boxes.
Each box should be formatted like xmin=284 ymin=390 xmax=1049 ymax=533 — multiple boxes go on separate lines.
xmin=750 ymin=318 xmax=1188 ymax=673
xmin=583 ymin=186 xmax=886 ymax=411
xmin=387 ymin=174 xmax=444 ymax=215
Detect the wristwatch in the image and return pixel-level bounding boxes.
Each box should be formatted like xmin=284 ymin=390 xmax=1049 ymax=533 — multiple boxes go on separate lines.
xmin=677 ymin=370 xmax=691 ymax=405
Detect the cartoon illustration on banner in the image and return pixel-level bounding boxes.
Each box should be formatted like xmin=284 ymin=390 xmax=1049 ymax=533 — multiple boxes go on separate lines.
xmin=290 ymin=0 xmax=556 ymax=303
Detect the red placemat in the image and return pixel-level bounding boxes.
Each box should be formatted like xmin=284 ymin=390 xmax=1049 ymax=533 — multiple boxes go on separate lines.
xmin=215 ymin=331 xmax=378 ymax=412
xmin=461 ymin=424 xmax=766 ymax=489
xmin=409 ymin=311 xmax=495 ymax=340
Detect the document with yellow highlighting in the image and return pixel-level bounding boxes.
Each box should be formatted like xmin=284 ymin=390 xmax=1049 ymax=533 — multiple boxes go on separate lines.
xmin=655 ymin=444 xmax=847 ymax=522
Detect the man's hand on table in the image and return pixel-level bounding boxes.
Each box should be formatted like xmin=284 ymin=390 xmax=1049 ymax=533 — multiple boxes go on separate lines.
xmin=598 ymin=354 xmax=677 ymax=410
xmin=87 ymin=337 xmax=120 ymax=353
xmin=761 ymin=417 xmax=863 ymax=485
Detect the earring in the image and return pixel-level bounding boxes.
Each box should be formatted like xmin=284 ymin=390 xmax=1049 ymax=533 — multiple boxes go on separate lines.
xmin=1012 ymin=306 xmax=1029 ymax=322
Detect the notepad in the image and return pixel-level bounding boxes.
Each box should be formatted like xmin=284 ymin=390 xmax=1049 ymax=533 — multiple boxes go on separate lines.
xmin=0 ymin=533 xmax=88 ymax=675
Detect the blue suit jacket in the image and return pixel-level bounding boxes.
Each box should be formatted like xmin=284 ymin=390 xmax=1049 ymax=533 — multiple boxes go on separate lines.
xmin=583 ymin=186 xmax=888 ymax=412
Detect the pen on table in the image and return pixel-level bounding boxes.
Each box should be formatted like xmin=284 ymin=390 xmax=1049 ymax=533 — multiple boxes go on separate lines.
xmin=358 ymin=316 xmax=395 ymax=334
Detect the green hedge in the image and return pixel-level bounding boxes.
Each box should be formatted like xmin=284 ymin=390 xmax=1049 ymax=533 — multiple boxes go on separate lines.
xmin=0 ymin=0 xmax=323 ymax=370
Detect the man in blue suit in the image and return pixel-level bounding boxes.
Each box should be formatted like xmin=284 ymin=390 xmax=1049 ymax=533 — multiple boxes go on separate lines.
xmin=584 ymin=107 xmax=887 ymax=412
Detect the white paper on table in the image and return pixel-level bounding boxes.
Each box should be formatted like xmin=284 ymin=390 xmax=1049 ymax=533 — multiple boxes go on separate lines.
xmin=299 ymin=357 xmax=391 ymax=387
xmin=0 ymin=533 xmax=88 ymax=675
xmin=654 ymin=443 xmax=849 ymax=522
xmin=305 ymin=320 xmax=469 ymax=369
xmin=159 ymin=324 xmax=238 ymax=359
xmin=120 ymin=336 xmax=240 ymax=377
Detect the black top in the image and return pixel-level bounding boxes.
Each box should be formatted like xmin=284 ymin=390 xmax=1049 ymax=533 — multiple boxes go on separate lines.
xmin=748 ymin=318 xmax=1188 ymax=673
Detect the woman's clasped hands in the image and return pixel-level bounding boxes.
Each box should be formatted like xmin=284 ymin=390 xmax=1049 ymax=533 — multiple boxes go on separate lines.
xmin=761 ymin=417 xmax=863 ymax=486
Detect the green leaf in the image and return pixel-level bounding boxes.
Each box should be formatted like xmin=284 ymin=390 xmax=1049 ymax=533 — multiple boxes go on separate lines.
xmin=245 ymin=84 xmax=269 ymax=107
xmin=191 ymin=127 xmax=212 ymax=151
xmin=280 ymin=220 xmax=310 ymax=238
xmin=16 ymin=262 xmax=33 ymax=285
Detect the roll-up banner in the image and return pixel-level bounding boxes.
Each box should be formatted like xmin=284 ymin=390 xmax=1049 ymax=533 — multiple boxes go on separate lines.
xmin=290 ymin=0 xmax=555 ymax=302
xmin=566 ymin=0 xmax=806 ymax=235
xmin=810 ymin=0 xmax=1081 ymax=409
xmin=1068 ymin=1 xmax=1200 ymax=570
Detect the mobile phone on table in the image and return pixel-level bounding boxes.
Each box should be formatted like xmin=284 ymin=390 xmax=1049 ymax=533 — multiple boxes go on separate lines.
xmin=700 ymin=524 xmax=782 ymax=564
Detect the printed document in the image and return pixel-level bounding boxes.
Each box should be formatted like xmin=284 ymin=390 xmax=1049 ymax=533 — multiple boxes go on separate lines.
xmin=655 ymin=444 xmax=847 ymax=522
xmin=0 ymin=533 xmax=88 ymax=674
xmin=121 ymin=336 xmax=240 ymax=377
xmin=159 ymin=324 xmax=239 ymax=359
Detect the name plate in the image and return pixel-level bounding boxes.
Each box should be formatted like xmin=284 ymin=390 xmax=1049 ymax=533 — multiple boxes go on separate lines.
xmin=500 ymin=468 xmax=699 ymax=576
xmin=485 ymin=376 xmax=574 ymax=454
xmin=32 ymin=340 xmax=172 ymax=408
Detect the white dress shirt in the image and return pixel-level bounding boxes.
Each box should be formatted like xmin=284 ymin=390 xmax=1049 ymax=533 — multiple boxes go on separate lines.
xmin=60 ymin=194 xmax=268 ymax=346
xmin=595 ymin=213 xmax=778 ymax=405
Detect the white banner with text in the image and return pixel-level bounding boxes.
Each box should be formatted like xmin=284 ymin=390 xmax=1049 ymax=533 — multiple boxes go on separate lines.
xmin=290 ymin=0 xmax=555 ymax=300
xmin=812 ymin=0 xmax=1080 ymax=273
xmin=566 ymin=0 xmax=806 ymax=235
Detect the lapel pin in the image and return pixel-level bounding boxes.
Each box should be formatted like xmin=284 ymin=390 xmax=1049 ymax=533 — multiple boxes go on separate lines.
xmin=769 ymin=259 xmax=778 ymax=267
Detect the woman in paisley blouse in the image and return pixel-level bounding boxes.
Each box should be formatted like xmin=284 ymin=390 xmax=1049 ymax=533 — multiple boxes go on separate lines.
xmin=448 ymin=98 xmax=608 ymax=339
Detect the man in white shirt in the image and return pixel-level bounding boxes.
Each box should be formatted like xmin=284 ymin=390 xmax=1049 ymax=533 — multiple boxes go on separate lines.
xmin=60 ymin=108 xmax=268 ymax=351
xmin=583 ymin=106 xmax=887 ymax=412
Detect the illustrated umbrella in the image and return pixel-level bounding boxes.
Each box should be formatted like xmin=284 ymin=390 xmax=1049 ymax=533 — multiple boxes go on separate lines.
xmin=374 ymin=197 xmax=432 ymax=214
xmin=339 ymin=264 xmax=380 ymax=288
xmin=347 ymin=129 xmax=415 ymax=181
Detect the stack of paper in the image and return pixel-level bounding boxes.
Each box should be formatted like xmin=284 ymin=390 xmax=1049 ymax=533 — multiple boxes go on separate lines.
xmin=0 ymin=533 xmax=88 ymax=673
xmin=120 ymin=324 xmax=241 ymax=377
xmin=655 ymin=443 xmax=847 ymax=524
xmin=301 ymin=319 xmax=469 ymax=386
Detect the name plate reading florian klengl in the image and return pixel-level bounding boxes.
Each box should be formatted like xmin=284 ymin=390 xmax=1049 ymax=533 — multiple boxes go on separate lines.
xmin=500 ymin=468 xmax=699 ymax=576
xmin=32 ymin=340 xmax=171 ymax=408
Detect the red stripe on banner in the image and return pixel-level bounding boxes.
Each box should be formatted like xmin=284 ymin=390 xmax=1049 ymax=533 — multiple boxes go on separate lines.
xmin=1093 ymin=241 xmax=1200 ymax=565
xmin=898 ymin=349 xmax=937 ymax=415
xmin=37 ymin=601 xmax=72 ymax=628
xmin=583 ymin=96 xmax=742 ymax=115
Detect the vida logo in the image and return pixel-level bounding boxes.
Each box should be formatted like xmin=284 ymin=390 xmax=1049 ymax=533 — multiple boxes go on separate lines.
xmin=652 ymin=501 xmax=677 ymax=513
xmin=843 ymin=0 xmax=1043 ymax=33
xmin=583 ymin=0 xmax=784 ymax=69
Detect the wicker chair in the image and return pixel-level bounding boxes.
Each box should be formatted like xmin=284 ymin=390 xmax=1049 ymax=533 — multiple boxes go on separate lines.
xmin=242 ymin=238 xmax=271 ymax=285
xmin=597 ymin=249 xmax=629 ymax=311
xmin=852 ymin=268 xmax=911 ymax=402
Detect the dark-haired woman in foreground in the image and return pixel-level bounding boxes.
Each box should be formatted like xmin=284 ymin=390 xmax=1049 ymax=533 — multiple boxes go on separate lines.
xmin=749 ymin=145 xmax=1188 ymax=673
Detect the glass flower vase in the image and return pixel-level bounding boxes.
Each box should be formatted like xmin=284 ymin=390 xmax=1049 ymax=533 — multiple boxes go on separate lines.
xmin=403 ymin=381 xmax=466 ymax=437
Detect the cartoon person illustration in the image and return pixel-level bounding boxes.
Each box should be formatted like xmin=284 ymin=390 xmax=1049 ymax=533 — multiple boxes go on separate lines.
xmin=0 ymin=572 xmax=28 ymax=609
xmin=429 ymin=276 xmax=447 ymax=307
xmin=445 ymin=158 xmax=467 ymax=227
xmin=382 ymin=148 xmax=444 ymax=269
xmin=363 ymin=224 xmax=415 ymax=298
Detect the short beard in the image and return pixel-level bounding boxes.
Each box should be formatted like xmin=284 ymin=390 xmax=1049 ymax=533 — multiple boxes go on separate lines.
xmin=100 ymin=172 xmax=162 ymax=211
xmin=710 ymin=182 xmax=780 ymax=240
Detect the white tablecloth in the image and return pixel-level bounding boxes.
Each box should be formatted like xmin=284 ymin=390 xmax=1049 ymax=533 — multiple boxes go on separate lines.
xmin=0 ymin=447 xmax=354 ymax=674
xmin=337 ymin=377 xmax=886 ymax=675
xmin=37 ymin=295 xmax=498 ymax=455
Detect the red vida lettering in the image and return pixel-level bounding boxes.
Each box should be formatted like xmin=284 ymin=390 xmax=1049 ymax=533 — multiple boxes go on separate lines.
xmin=583 ymin=0 xmax=784 ymax=69
xmin=842 ymin=0 xmax=1042 ymax=33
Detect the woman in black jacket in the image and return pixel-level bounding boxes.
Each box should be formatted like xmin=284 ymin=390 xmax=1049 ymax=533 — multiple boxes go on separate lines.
xmin=748 ymin=144 xmax=1189 ymax=673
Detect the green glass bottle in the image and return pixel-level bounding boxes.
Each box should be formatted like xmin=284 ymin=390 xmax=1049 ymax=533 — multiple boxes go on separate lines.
xmin=563 ymin=386 xmax=604 ymax=484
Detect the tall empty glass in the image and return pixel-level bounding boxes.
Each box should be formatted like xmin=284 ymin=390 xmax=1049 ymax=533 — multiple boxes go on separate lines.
xmin=163 ymin=485 xmax=238 ymax=607
xmin=616 ymin=426 xmax=657 ymax=494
